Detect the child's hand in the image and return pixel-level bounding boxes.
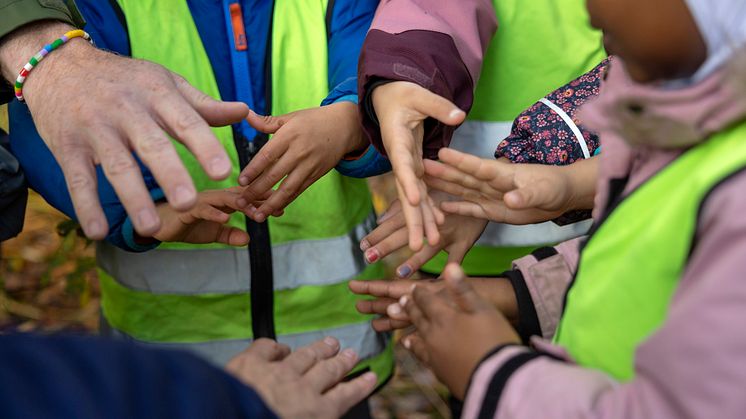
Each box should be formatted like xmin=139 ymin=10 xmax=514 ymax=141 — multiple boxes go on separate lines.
xmin=150 ymin=188 xmax=254 ymax=245
xmin=349 ymin=275 xmax=518 ymax=333
xmin=399 ymin=263 xmax=520 ymax=400
xmin=424 ymin=148 xmax=598 ymax=225
xmin=360 ymin=191 xmax=487 ymax=278
xmin=372 ymin=82 xmax=466 ymax=252
xmin=236 ymin=102 xmax=368 ymax=222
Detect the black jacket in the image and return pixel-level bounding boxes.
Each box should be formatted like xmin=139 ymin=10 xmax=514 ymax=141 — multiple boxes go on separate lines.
xmin=0 ymin=128 xmax=26 ymax=241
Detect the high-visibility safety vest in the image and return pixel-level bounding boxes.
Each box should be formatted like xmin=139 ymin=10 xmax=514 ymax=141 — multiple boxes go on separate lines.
xmin=422 ymin=0 xmax=607 ymax=276
xmin=95 ymin=0 xmax=393 ymax=382
xmin=555 ymin=121 xmax=746 ymax=381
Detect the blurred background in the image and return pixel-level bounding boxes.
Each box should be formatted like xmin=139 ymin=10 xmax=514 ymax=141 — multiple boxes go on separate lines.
xmin=0 ymin=104 xmax=451 ymax=418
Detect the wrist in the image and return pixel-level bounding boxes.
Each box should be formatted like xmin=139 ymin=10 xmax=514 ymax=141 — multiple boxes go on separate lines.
xmin=471 ymin=278 xmax=519 ymax=325
xmin=0 ymin=21 xmax=78 ymax=83
xmin=335 ymin=101 xmax=368 ymax=156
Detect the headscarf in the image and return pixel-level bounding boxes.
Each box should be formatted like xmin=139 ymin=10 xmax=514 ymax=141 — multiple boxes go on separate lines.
xmin=684 ymin=0 xmax=746 ymax=81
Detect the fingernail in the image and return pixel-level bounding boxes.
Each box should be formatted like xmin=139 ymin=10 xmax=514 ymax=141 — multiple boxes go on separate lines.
xmin=236 ymin=197 xmax=248 ymax=207
xmin=397 ymin=265 xmax=412 ymax=278
xmin=86 ymin=220 xmax=105 ymax=238
xmin=341 ymin=348 xmax=358 ymax=360
xmin=255 ymin=212 xmax=265 ymax=222
xmin=238 ymin=176 xmax=248 ymax=186
xmin=323 ymin=336 xmax=338 ymax=347
xmin=449 ymin=109 xmax=466 ymax=119
xmin=387 ymin=304 xmax=401 ymax=316
xmin=365 ymin=249 xmax=379 ymax=264
xmin=362 ymin=372 xmax=377 ymax=384
xmin=173 ymin=185 xmax=195 ymax=207
xmin=137 ymin=208 xmax=158 ymax=231
xmin=403 ymin=337 xmax=411 ymax=349
xmin=410 ymin=284 xmax=417 ymax=292
xmin=210 ymin=157 xmax=231 ymax=176
xmin=399 ymin=296 xmax=408 ymax=306
xmin=360 ymin=239 xmax=370 ymax=251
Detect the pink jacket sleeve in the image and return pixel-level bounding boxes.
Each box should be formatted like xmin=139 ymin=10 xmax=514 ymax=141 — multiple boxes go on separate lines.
xmin=462 ymin=170 xmax=746 ymax=419
xmin=357 ymin=0 xmax=497 ymax=159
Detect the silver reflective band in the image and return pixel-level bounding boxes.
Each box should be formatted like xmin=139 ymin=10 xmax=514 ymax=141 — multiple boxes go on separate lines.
xmin=450 ymin=120 xmax=592 ymax=247
xmin=97 ymin=211 xmax=376 ymax=294
xmin=539 ymin=98 xmax=591 ymax=159
xmin=102 ymin=318 xmax=389 ymax=368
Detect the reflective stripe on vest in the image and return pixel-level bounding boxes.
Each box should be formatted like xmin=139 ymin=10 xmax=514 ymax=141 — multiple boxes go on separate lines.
xmin=555 ymin=121 xmax=746 ymax=381
xmin=97 ymin=212 xmax=374 ymax=294
xmin=108 ymin=0 xmax=392 ymax=381
xmin=103 ymin=318 xmax=389 ymax=368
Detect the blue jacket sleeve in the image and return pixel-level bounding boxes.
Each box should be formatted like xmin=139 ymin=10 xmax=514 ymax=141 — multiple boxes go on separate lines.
xmin=0 ymin=333 xmax=276 ymax=419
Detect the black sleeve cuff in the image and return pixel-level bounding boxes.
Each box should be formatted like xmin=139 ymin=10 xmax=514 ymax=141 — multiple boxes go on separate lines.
xmin=502 ymin=269 xmax=542 ymax=344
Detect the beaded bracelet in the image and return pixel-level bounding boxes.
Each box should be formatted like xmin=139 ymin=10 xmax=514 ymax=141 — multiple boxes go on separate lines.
xmin=14 ymin=29 xmax=93 ymax=102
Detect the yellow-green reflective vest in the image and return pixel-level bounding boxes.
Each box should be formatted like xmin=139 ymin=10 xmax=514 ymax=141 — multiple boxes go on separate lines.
xmin=422 ymin=0 xmax=607 ymax=276
xmin=556 ymin=121 xmax=746 ymax=381
xmin=95 ymin=0 xmax=392 ymax=382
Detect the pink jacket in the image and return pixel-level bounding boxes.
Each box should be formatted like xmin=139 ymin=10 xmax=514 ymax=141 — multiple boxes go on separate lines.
xmin=357 ymin=0 xmax=497 ymax=159
xmin=463 ymin=61 xmax=746 ymax=418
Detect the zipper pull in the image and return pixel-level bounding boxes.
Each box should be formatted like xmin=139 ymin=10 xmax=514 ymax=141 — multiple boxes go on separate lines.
xmin=229 ymin=3 xmax=248 ymax=51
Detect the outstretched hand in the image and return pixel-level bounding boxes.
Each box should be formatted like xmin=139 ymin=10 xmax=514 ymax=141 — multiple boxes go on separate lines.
xmin=360 ymin=192 xmax=487 ymax=278
xmin=372 ymin=82 xmax=466 ymax=251
xmin=425 ymin=148 xmax=598 ymax=225
xmin=236 ymin=102 xmax=368 ymax=222
xmin=227 ymin=338 xmax=377 ymax=418
xmin=0 ymin=22 xmax=249 ymax=240
xmin=399 ymin=264 xmax=520 ymax=400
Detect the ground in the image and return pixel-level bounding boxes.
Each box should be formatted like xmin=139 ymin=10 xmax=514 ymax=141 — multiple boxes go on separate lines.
xmin=0 ymin=104 xmax=451 ymax=418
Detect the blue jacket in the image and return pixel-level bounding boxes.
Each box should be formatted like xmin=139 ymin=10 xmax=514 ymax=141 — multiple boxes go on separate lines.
xmin=9 ymin=0 xmax=388 ymax=252
xmin=0 ymin=333 xmax=276 ymax=419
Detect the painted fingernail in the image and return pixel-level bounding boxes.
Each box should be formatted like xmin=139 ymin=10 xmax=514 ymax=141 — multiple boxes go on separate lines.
xmin=210 ymin=157 xmax=231 ymax=176
xmin=86 ymin=220 xmax=104 ymax=238
xmin=360 ymin=239 xmax=371 ymax=251
xmin=341 ymin=348 xmax=358 ymax=360
xmin=137 ymin=208 xmax=158 ymax=231
xmin=403 ymin=337 xmax=411 ymax=349
xmin=397 ymin=265 xmax=412 ymax=278
xmin=173 ymin=185 xmax=194 ymax=207
xmin=323 ymin=336 xmax=338 ymax=347
xmin=387 ymin=304 xmax=401 ymax=316
xmin=399 ymin=296 xmax=408 ymax=306
xmin=238 ymin=176 xmax=249 ymax=186
xmin=365 ymin=249 xmax=379 ymax=264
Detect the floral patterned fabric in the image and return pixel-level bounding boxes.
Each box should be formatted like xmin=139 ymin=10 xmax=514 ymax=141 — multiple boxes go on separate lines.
xmin=496 ymin=58 xmax=611 ymax=164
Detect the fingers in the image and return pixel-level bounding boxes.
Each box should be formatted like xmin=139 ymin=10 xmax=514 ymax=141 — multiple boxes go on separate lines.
xmin=285 ymin=337 xmax=340 ymax=375
xmin=438 ymin=148 xmax=518 ymax=191
xmin=385 ymin=132 xmax=423 ymax=207
xmin=252 ymin=169 xmax=307 ymax=220
xmin=246 ymin=109 xmax=289 ymax=135
xmin=396 ymin=180 xmax=425 ymax=251
xmin=408 ymin=87 xmax=466 ymax=127
xmin=397 ymin=244 xmax=442 ymax=278
xmin=443 ymin=263 xmax=485 ymax=312
xmin=411 ymin=284 xmax=448 ymax=322
xmin=355 ymin=298 xmax=397 ymax=316
xmin=90 ymin=127 xmax=161 ymax=236
xmin=421 ymin=192 xmax=442 ymax=247
xmin=322 ymin=372 xmax=378 ymax=418
xmin=305 ymin=348 xmax=359 ymax=393
xmin=237 ymin=138 xmax=289 ymax=193
xmin=243 ymin=338 xmax=292 ymax=362
xmin=363 ymin=226 xmax=408 ymax=264
xmin=153 ymin=87 xmax=233 ymax=181
xmin=371 ymin=316 xmax=412 ymax=332
xmin=57 ymin=147 xmax=108 ymax=239
xmin=216 ymin=226 xmax=250 ymax=246
xmin=172 ymin=73 xmax=249 ymax=127
xmin=376 ymin=199 xmax=402 ymax=224
xmin=424 ymin=158 xmax=493 ymax=197
xmin=402 ymin=333 xmax=430 ymax=364
xmin=439 ymin=201 xmax=490 ymax=220
xmin=348 ymin=279 xmax=416 ymax=299
xmin=401 ymin=293 xmax=427 ymax=331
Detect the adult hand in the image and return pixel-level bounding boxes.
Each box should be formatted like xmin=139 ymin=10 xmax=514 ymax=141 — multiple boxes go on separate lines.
xmin=400 ymin=264 xmax=520 ymax=400
xmin=360 ymin=192 xmax=487 ymax=278
xmin=425 ymin=148 xmax=598 ymax=225
xmin=371 ymin=81 xmax=466 ymax=251
xmin=0 ymin=22 xmax=249 ymax=240
xmin=236 ymin=102 xmax=367 ymax=222
xmin=226 ymin=338 xmax=378 ymax=419
xmin=349 ymin=275 xmax=518 ymax=333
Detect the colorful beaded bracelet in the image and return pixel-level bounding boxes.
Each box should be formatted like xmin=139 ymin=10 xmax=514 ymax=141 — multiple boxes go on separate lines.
xmin=14 ymin=29 xmax=93 ymax=102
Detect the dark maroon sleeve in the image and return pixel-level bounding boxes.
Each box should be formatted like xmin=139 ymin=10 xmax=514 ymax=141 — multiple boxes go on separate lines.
xmin=357 ymin=29 xmax=475 ymax=160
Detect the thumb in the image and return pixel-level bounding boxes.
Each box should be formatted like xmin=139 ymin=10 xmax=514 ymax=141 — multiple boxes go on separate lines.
xmin=246 ymin=109 xmax=290 ymax=134
xmin=172 ymin=73 xmax=249 ymax=126
xmin=504 ymin=183 xmax=550 ymax=210
xmin=443 ymin=262 xmax=485 ymax=312
xmin=411 ymin=88 xmax=466 ymax=126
